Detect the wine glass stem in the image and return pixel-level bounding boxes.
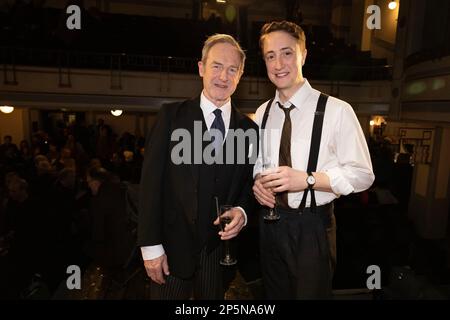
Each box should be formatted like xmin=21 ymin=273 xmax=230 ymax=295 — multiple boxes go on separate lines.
xmin=224 ymin=241 xmax=231 ymax=259
xmin=272 ymin=195 xmax=278 ymax=213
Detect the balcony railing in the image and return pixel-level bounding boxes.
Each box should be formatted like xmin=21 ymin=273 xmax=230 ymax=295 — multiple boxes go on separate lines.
xmin=1 ymin=47 xmax=392 ymax=82
xmin=405 ymin=47 xmax=450 ymax=69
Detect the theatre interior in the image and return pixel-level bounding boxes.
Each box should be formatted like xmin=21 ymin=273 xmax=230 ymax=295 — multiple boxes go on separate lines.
xmin=0 ymin=0 xmax=449 ymax=299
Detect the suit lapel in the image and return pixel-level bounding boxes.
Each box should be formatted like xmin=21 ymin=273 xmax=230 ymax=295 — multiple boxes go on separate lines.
xmin=184 ymin=97 xmax=205 ymax=188
xmin=224 ymin=106 xmax=246 ymax=204
xmin=222 ymin=104 xmax=239 ymax=160
xmin=225 ymin=105 xmax=238 ymax=142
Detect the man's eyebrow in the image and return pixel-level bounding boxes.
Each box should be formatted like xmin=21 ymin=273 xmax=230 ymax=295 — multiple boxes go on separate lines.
xmin=265 ymin=47 xmax=293 ymax=55
xmin=211 ymin=60 xmax=239 ymax=69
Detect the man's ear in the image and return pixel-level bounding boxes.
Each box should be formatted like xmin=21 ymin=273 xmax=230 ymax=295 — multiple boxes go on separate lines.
xmin=236 ymin=67 xmax=244 ymax=82
xmin=302 ymin=49 xmax=307 ymax=66
xmin=198 ymin=61 xmax=204 ymax=77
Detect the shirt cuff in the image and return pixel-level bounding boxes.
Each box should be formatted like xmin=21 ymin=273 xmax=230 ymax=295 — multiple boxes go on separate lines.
xmin=324 ymin=167 xmax=354 ymax=196
xmin=253 ymin=157 xmax=262 ymax=179
xmin=253 ymin=168 xmax=262 ymax=179
xmin=141 ymin=245 xmax=165 ymax=261
xmin=235 ymin=206 xmax=247 ymax=226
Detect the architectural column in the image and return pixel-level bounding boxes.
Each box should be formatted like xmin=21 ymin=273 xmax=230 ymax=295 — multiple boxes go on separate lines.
xmin=86 ymin=110 xmax=95 ymax=126
xmin=389 ymin=0 xmax=411 ymax=121
xmin=135 ymin=113 xmax=141 ymax=137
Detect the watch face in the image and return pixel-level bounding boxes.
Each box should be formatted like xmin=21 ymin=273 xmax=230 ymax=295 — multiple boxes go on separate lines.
xmin=307 ymin=175 xmax=316 ymax=185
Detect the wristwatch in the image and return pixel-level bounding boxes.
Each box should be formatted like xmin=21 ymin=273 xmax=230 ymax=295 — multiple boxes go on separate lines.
xmin=306 ymin=172 xmax=316 ymax=189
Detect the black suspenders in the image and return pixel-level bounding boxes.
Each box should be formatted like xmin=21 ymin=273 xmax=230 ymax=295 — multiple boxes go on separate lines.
xmin=299 ymin=93 xmax=328 ymax=213
xmin=261 ymin=98 xmax=274 ymax=131
xmin=260 ymin=93 xmax=329 ymax=213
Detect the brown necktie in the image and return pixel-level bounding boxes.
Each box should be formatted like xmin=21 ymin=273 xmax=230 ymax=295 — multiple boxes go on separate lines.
xmin=277 ymin=102 xmax=296 ymax=208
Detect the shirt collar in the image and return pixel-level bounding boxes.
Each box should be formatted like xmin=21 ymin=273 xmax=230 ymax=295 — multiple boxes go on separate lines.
xmin=274 ymin=79 xmax=313 ymax=110
xmin=200 ymin=91 xmax=232 ymax=119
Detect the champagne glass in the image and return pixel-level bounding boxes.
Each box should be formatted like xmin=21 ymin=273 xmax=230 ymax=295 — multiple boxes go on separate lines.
xmin=218 ymin=205 xmax=237 ymax=266
xmin=261 ymin=158 xmax=280 ymax=221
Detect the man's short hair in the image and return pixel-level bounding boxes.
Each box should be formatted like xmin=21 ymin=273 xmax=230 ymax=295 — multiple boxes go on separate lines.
xmin=58 ymin=168 xmax=76 ymax=189
xmin=201 ymin=34 xmax=246 ymax=72
xmin=37 ymin=159 xmax=53 ymax=175
xmin=259 ymin=20 xmax=306 ymax=51
xmin=34 ymin=154 xmax=48 ymax=166
xmin=87 ymin=166 xmax=110 ymax=183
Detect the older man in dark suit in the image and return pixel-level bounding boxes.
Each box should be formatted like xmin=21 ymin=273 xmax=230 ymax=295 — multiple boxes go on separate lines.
xmin=138 ymin=34 xmax=258 ymax=300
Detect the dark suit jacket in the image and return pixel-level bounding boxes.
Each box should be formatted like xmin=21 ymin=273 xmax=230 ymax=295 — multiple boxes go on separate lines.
xmin=138 ymin=96 xmax=258 ymax=279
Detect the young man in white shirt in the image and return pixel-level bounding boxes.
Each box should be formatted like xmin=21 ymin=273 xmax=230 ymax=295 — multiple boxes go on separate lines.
xmin=252 ymin=21 xmax=375 ymax=299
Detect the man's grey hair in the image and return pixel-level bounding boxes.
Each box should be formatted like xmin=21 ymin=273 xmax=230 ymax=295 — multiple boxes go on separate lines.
xmin=201 ymin=34 xmax=246 ymax=72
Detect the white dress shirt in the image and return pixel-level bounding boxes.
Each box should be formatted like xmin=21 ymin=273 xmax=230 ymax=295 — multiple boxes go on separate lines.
xmin=253 ymin=79 xmax=375 ymax=208
xmin=141 ymin=91 xmax=247 ymax=261
xmin=200 ymin=92 xmax=232 ymax=140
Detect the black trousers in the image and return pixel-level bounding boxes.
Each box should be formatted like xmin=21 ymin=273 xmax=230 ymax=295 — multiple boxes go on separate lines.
xmin=150 ymin=244 xmax=224 ymax=300
xmin=259 ymin=202 xmax=336 ymax=300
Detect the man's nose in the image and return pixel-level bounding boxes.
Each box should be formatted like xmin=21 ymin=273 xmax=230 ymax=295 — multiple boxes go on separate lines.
xmin=274 ymin=56 xmax=283 ymax=70
xmin=219 ymin=68 xmax=228 ymax=81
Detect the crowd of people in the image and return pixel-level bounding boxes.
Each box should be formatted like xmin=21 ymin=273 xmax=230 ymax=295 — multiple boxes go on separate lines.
xmin=0 ymin=119 xmax=142 ymax=298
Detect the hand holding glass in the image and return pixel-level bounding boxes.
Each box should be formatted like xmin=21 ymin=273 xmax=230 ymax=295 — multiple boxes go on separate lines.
xmin=218 ymin=205 xmax=237 ymax=266
xmin=261 ymin=160 xmax=280 ymax=221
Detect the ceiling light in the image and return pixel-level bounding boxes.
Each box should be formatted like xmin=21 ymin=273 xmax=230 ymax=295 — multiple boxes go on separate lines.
xmin=111 ymin=109 xmax=123 ymax=117
xmin=388 ymin=1 xmax=397 ymax=10
xmin=0 ymin=106 xmax=14 ymax=114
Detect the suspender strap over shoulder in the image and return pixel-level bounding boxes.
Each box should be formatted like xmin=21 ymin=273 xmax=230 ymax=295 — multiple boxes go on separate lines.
xmin=299 ymin=93 xmax=329 ymax=213
xmin=261 ymin=98 xmax=274 ymax=131
xmin=307 ymin=93 xmax=328 ymax=173
xmin=260 ymin=98 xmax=274 ymax=169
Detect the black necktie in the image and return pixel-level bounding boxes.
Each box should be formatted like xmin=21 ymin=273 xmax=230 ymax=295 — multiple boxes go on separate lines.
xmin=211 ymin=108 xmax=225 ymax=154
xmin=278 ymin=102 xmax=295 ymax=208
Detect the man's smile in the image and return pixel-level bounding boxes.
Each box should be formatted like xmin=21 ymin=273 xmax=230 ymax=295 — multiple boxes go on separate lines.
xmin=274 ymin=72 xmax=289 ymax=78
